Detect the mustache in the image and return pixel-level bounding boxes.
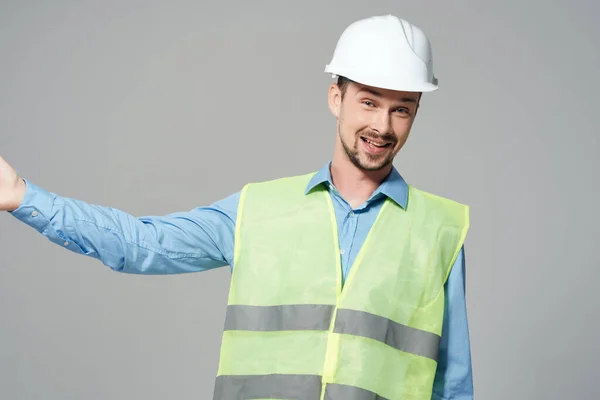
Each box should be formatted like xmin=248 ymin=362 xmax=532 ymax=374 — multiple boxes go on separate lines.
xmin=358 ymin=130 xmax=397 ymax=144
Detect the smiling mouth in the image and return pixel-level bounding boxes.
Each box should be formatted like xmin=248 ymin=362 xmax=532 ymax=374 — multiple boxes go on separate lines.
xmin=360 ymin=137 xmax=392 ymax=148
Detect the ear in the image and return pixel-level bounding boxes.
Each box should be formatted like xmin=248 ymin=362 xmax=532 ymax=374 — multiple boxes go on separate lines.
xmin=328 ymin=83 xmax=342 ymax=118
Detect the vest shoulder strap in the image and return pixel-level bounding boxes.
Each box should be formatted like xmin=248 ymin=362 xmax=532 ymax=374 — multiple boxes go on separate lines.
xmin=407 ymin=184 xmax=470 ymax=229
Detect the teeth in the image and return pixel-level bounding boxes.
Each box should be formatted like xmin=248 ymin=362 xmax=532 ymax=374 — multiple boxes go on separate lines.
xmin=365 ymin=138 xmax=386 ymax=147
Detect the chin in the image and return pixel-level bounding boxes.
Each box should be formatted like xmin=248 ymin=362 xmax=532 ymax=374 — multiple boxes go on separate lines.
xmin=360 ymin=163 xmax=391 ymax=172
xmin=354 ymin=155 xmax=393 ymax=172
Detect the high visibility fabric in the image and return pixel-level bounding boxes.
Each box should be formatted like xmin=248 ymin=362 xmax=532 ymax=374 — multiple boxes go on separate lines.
xmin=213 ymin=173 xmax=469 ymax=400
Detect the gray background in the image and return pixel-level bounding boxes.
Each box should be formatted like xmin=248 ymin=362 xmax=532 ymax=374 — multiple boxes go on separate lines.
xmin=1 ymin=1 xmax=598 ymax=399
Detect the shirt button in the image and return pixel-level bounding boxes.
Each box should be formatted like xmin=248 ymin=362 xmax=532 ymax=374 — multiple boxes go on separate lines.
xmin=349 ymin=211 xmax=354 ymax=216
xmin=340 ymin=249 xmax=345 ymax=255
xmin=63 ymin=241 xmax=69 ymax=246
xmin=31 ymin=211 xmax=38 ymax=217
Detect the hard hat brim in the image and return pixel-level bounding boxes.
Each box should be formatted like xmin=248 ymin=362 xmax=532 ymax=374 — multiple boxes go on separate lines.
xmin=325 ymin=69 xmax=438 ymax=93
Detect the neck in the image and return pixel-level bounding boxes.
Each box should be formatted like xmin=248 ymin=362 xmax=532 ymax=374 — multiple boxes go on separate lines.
xmin=330 ymin=153 xmax=392 ymax=209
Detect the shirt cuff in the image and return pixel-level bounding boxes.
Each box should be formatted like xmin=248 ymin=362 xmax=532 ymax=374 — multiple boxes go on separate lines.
xmin=8 ymin=178 xmax=56 ymax=234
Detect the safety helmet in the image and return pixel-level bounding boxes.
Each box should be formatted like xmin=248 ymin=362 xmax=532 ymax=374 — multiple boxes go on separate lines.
xmin=324 ymin=15 xmax=438 ymax=93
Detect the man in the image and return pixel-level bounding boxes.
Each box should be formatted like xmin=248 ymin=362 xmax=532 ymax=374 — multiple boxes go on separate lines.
xmin=1 ymin=14 xmax=473 ymax=400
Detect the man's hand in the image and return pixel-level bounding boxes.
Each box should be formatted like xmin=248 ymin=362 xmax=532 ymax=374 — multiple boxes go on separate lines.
xmin=0 ymin=156 xmax=27 ymax=212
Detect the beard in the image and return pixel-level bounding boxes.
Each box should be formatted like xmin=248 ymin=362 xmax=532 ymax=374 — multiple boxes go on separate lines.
xmin=339 ymin=127 xmax=397 ymax=172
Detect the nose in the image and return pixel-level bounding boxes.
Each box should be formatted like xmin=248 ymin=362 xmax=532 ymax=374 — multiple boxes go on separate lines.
xmin=370 ymin=109 xmax=392 ymax=135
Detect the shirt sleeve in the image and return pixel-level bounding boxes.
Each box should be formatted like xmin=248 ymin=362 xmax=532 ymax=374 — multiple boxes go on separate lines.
xmin=431 ymin=246 xmax=474 ymax=400
xmin=8 ymin=179 xmax=239 ymax=274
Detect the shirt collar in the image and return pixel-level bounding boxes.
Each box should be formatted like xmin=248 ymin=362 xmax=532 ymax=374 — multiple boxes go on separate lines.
xmin=305 ymin=162 xmax=408 ymax=209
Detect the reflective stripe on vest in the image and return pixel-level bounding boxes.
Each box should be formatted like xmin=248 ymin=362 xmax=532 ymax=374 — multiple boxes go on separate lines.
xmin=214 ymin=374 xmax=389 ymax=399
xmin=213 ymin=172 xmax=470 ymax=400
xmin=223 ymin=304 xmax=440 ymax=360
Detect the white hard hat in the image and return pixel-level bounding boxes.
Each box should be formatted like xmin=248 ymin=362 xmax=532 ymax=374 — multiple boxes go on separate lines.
xmin=324 ymin=15 xmax=438 ymax=93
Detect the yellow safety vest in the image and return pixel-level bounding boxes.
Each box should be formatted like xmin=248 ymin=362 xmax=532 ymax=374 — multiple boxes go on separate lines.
xmin=213 ymin=172 xmax=469 ymax=400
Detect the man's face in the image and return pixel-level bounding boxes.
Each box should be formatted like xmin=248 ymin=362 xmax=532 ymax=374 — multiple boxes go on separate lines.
xmin=328 ymin=80 xmax=421 ymax=172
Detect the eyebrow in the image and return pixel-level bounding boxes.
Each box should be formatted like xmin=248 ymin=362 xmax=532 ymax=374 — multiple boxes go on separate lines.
xmin=358 ymin=87 xmax=418 ymax=103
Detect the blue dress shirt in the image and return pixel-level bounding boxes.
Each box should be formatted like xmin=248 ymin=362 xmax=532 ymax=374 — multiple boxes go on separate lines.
xmin=10 ymin=162 xmax=473 ymax=399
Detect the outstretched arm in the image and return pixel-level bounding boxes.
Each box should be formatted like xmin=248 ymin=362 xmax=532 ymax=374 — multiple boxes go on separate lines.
xmin=3 ymin=157 xmax=239 ymax=274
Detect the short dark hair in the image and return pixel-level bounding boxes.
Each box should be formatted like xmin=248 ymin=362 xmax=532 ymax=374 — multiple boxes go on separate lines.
xmin=336 ymin=75 xmax=423 ymax=106
xmin=336 ymin=75 xmax=354 ymax=99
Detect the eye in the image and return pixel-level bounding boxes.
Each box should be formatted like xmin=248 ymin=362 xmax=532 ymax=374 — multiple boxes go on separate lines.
xmin=393 ymin=107 xmax=412 ymax=117
xmin=362 ymin=100 xmax=375 ymax=107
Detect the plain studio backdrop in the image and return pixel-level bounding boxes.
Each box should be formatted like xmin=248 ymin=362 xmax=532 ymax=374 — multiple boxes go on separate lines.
xmin=1 ymin=1 xmax=598 ymax=399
